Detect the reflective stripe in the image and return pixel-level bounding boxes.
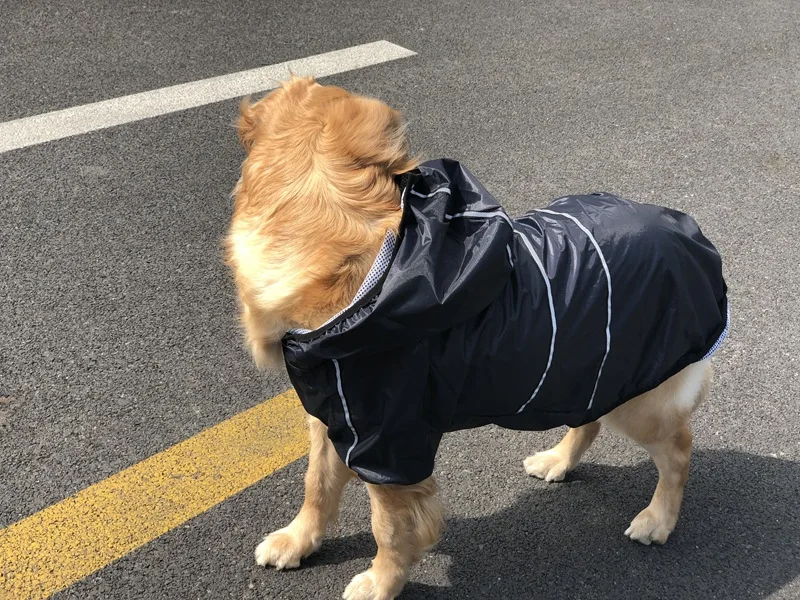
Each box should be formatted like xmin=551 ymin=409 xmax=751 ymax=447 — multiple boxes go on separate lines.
xmin=410 ymin=186 xmax=451 ymax=198
xmin=536 ymin=209 xmax=612 ymax=410
xmin=513 ymin=230 xmax=557 ymax=413
xmin=445 ymin=208 xmax=516 ymax=267
xmin=445 ymin=209 xmax=514 ymax=228
xmin=505 ymin=243 xmax=514 ymax=267
xmin=332 ymin=359 xmax=359 ymax=466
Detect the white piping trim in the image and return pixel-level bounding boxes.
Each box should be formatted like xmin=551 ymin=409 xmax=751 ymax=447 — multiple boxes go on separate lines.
xmin=505 ymin=243 xmax=514 ymax=267
xmin=332 ymin=359 xmax=359 ymax=467
xmin=536 ymin=209 xmax=612 ymax=410
xmin=513 ymin=230 xmax=557 ymax=414
xmin=445 ymin=209 xmax=515 ymax=228
xmin=445 ymin=210 xmax=516 ymax=268
xmin=410 ymin=186 xmax=451 ymax=198
xmin=702 ymin=301 xmax=730 ymax=360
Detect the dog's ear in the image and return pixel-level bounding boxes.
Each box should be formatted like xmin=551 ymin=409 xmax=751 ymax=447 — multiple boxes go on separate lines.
xmin=329 ymin=97 xmax=419 ymax=175
xmin=281 ymin=75 xmax=318 ymax=101
xmin=237 ymin=77 xmax=318 ymax=153
xmin=237 ymin=97 xmax=259 ymax=153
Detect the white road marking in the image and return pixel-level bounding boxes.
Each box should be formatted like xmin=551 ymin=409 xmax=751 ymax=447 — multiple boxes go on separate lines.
xmin=0 ymin=41 xmax=416 ymax=154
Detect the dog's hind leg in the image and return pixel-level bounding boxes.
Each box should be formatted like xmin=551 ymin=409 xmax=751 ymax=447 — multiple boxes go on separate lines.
xmin=255 ymin=416 xmax=354 ymax=569
xmin=601 ymin=359 xmax=712 ymax=545
xmin=524 ymin=422 xmax=602 ymax=482
xmin=343 ymin=477 xmax=443 ymax=600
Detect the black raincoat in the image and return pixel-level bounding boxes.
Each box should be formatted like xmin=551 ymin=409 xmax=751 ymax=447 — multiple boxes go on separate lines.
xmin=282 ymin=159 xmax=729 ymax=485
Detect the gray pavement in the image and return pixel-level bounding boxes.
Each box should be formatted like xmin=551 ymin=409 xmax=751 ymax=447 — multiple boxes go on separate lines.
xmin=2 ymin=0 xmax=799 ymax=598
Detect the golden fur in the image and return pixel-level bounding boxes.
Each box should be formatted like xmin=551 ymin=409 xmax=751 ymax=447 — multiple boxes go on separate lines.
xmin=226 ymin=76 xmax=712 ymax=600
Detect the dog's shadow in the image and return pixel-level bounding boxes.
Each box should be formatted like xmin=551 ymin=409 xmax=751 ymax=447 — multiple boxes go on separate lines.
xmin=306 ymin=450 xmax=800 ymax=599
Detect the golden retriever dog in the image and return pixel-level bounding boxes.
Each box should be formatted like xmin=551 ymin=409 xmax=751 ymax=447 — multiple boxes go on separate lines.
xmin=225 ymin=76 xmax=727 ymax=600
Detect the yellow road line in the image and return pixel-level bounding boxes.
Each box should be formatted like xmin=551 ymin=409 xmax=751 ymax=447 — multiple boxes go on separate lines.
xmin=0 ymin=389 xmax=309 ymax=600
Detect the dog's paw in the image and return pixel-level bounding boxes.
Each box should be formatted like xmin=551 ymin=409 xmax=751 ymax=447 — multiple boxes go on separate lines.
xmin=254 ymin=526 xmax=321 ymax=570
xmin=624 ymin=507 xmax=675 ymax=545
xmin=523 ymin=450 xmax=570 ymax=482
xmin=342 ymin=570 xmax=399 ymax=600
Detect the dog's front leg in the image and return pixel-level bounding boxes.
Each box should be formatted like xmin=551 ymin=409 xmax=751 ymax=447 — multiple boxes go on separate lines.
xmin=255 ymin=416 xmax=353 ymax=569
xmin=343 ymin=477 xmax=443 ymax=600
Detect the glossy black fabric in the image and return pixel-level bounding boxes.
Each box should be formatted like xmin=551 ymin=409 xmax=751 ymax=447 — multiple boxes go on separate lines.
xmin=282 ymin=159 xmax=729 ymax=485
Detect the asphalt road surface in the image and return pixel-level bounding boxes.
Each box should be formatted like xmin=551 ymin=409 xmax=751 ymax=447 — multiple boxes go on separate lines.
xmin=2 ymin=0 xmax=799 ymax=599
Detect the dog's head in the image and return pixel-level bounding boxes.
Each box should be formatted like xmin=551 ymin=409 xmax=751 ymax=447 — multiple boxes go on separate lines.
xmin=225 ymin=76 xmax=417 ymax=369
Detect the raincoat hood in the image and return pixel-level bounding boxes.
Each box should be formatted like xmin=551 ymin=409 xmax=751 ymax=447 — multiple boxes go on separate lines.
xmin=284 ymin=158 xmax=515 ymax=360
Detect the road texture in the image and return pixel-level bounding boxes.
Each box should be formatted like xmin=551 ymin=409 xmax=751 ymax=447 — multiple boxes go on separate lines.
xmin=1 ymin=0 xmax=799 ymax=598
